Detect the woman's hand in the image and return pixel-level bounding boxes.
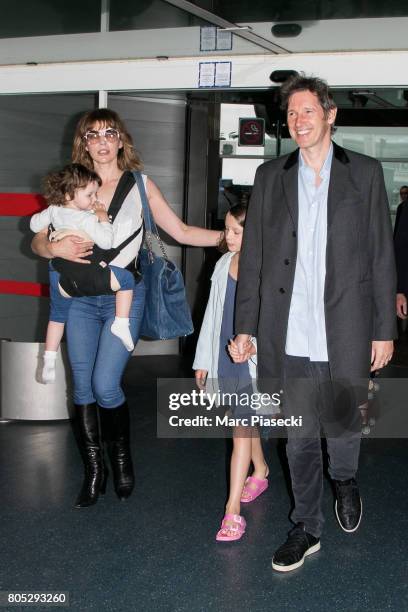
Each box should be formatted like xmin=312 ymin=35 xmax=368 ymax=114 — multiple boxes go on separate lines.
xmin=31 ymin=229 xmax=93 ymax=263
xmin=195 ymin=369 xmax=208 ymax=390
xmin=52 ymin=236 xmax=94 ymax=262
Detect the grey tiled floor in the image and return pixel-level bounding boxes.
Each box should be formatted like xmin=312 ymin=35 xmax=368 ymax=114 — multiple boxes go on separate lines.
xmin=1 ymin=356 xmax=407 ymax=612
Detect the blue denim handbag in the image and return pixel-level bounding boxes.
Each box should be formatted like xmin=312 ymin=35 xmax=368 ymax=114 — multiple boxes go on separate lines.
xmin=133 ymin=172 xmax=194 ymax=340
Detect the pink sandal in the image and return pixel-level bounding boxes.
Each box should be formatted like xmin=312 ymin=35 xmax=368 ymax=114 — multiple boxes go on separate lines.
xmin=240 ymin=476 xmax=269 ymax=503
xmin=216 ymin=514 xmax=246 ymax=542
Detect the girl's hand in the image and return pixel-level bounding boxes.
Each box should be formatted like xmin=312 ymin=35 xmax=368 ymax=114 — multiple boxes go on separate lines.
xmin=195 ymin=369 xmax=208 ymax=390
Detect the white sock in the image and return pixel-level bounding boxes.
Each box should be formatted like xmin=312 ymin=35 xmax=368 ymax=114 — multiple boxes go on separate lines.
xmin=42 ymin=350 xmax=57 ymax=384
xmin=111 ymin=317 xmax=134 ymax=352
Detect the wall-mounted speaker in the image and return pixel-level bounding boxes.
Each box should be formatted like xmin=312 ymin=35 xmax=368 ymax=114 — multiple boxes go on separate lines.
xmin=271 ymin=23 xmax=302 ymax=38
xmin=269 ymin=70 xmax=299 ymax=83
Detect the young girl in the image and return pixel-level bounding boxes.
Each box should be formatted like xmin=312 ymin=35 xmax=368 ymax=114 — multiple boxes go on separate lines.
xmin=30 ymin=163 xmax=138 ymax=384
xmin=193 ymin=203 xmax=271 ymax=542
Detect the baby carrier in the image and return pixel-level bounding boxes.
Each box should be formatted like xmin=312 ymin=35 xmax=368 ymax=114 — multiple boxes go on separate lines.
xmin=51 ymin=172 xmax=142 ymax=297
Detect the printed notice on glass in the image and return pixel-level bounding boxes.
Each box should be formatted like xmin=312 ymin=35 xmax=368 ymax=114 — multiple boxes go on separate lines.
xmin=198 ymin=62 xmax=216 ymax=87
xmin=216 ymin=29 xmax=232 ymax=50
xmin=215 ymin=61 xmax=232 ymax=87
xmin=200 ymin=26 xmax=216 ymax=51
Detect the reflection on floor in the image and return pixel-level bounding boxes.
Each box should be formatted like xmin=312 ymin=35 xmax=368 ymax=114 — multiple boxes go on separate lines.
xmin=1 ymin=355 xmax=407 ymax=612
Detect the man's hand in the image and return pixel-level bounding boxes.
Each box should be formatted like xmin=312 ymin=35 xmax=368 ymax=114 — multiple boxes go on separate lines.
xmin=195 ymin=369 xmax=208 ymax=390
xmin=396 ymin=293 xmax=407 ymax=319
xmin=51 ymin=235 xmax=94 ymax=263
xmin=371 ymin=340 xmax=393 ymax=372
xmin=228 ymin=337 xmax=256 ymax=363
xmin=230 ymin=334 xmax=253 ymax=363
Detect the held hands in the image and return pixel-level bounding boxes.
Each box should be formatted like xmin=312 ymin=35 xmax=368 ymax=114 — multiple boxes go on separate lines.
xmin=371 ymin=340 xmax=393 ymax=372
xmin=195 ymin=369 xmax=208 ymax=390
xmin=228 ymin=334 xmax=256 ymax=363
xmin=396 ymin=293 xmax=407 ymax=319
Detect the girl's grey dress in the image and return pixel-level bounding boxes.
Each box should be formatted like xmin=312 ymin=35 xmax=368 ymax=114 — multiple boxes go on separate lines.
xmin=217 ymin=274 xmax=253 ymax=418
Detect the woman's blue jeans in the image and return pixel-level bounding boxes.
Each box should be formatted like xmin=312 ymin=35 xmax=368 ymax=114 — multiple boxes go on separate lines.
xmin=65 ymin=280 xmax=145 ymax=408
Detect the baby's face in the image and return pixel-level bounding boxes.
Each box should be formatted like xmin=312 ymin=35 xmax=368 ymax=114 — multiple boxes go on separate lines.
xmin=69 ymin=181 xmax=99 ymax=211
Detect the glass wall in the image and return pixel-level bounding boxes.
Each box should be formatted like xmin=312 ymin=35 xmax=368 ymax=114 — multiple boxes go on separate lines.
xmin=110 ymin=0 xmax=408 ymax=29
xmin=110 ymin=0 xmax=207 ymax=31
xmin=207 ymin=0 xmax=408 ymax=22
xmin=2 ymin=0 xmax=408 ymax=38
xmin=333 ymin=127 xmax=408 ymax=224
xmin=0 ymin=0 xmax=100 ymax=38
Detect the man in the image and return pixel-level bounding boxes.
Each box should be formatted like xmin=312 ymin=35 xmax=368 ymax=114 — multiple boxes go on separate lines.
xmin=234 ymin=74 xmax=396 ymax=572
xmin=394 ymin=186 xmax=408 ymax=319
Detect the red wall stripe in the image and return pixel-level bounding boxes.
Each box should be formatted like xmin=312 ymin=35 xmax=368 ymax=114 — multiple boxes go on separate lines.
xmin=0 ymin=193 xmax=46 ymax=216
xmin=0 ymin=194 xmax=49 ymax=297
xmin=0 ymin=280 xmax=49 ymax=298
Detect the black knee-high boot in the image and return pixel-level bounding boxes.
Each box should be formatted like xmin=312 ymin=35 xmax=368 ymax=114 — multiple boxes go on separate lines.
xmin=100 ymin=402 xmax=134 ymax=500
xmin=73 ymin=403 xmax=107 ymax=508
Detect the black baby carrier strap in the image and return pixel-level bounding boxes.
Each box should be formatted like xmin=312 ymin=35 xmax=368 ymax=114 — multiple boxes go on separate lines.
xmin=52 ymin=171 xmax=143 ymax=297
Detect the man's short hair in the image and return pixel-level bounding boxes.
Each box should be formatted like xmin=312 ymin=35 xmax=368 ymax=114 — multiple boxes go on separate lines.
xmin=280 ymin=72 xmax=337 ymax=133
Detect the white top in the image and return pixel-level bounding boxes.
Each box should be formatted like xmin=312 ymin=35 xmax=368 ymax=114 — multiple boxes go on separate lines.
xmin=30 ymin=173 xmax=146 ymax=268
xmin=30 ymin=205 xmax=114 ymax=249
xmin=108 ymin=173 xmax=145 ymax=268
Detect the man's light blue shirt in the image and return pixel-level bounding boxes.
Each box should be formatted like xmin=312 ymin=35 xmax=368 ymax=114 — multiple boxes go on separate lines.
xmin=285 ymin=143 xmax=333 ymax=361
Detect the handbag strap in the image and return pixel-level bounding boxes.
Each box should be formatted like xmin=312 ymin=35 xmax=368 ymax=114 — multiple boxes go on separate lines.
xmin=132 ymin=171 xmax=169 ymax=261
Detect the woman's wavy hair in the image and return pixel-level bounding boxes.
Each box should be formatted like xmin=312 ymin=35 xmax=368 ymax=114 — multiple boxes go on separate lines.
xmin=280 ymin=72 xmax=337 ymax=134
xmin=43 ymin=163 xmax=102 ymax=206
xmin=218 ymin=202 xmax=247 ymax=253
xmin=72 ymin=108 xmax=143 ymax=171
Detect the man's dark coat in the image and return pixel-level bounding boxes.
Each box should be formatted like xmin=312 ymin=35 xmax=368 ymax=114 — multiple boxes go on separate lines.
xmin=235 ymin=143 xmax=397 ymax=384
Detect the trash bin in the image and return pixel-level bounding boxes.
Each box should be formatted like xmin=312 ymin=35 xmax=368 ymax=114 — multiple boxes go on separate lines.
xmin=0 ymin=340 xmax=72 ymax=420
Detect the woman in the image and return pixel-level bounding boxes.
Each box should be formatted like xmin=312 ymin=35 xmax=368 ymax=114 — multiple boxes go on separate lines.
xmin=31 ymin=108 xmax=220 ymax=508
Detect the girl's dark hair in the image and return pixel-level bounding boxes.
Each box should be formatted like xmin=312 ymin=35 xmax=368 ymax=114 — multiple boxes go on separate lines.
xmin=218 ymin=203 xmax=247 ymax=253
xmin=43 ymin=163 xmax=102 ymax=206
xmin=280 ymin=72 xmax=337 ymax=134
xmin=72 ymin=108 xmax=143 ymax=171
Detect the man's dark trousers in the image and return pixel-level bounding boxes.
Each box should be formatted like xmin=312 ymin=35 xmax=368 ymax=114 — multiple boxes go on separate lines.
xmin=283 ymin=354 xmax=361 ymax=538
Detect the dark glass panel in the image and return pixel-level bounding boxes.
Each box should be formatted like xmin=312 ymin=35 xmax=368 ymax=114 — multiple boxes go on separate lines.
xmin=0 ymin=0 xmax=100 ymax=38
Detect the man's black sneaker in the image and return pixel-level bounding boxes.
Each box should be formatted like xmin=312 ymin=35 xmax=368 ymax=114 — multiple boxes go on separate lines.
xmin=272 ymin=523 xmax=320 ymax=572
xmin=334 ymin=477 xmax=362 ymax=533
